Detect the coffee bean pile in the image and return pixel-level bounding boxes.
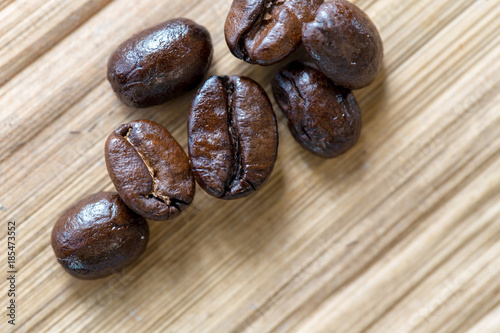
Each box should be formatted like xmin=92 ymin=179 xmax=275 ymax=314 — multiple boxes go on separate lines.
xmin=52 ymin=0 xmax=383 ymax=280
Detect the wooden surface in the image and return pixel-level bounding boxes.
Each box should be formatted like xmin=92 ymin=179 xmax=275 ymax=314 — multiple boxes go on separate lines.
xmin=1 ymin=0 xmax=500 ymax=332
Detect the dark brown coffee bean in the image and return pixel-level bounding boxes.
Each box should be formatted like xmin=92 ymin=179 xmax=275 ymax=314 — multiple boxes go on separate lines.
xmin=302 ymin=0 xmax=383 ymax=89
xmin=51 ymin=192 xmax=149 ymax=280
xmin=188 ymin=75 xmax=278 ymax=199
xmin=105 ymin=120 xmax=195 ymax=220
xmin=108 ymin=18 xmax=213 ymax=108
xmin=272 ymin=62 xmax=361 ymax=158
xmin=225 ymin=0 xmax=323 ymax=65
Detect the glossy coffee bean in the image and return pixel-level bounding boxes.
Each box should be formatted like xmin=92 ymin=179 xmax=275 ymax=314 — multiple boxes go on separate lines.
xmin=108 ymin=18 xmax=213 ymax=108
xmin=105 ymin=120 xmax=195 ymax=220
xmin=272 ymin=62 xmax=361 ymax=158
xmin=188 ymin=75 xmax=278 ymax=199
xmin=51 ymin=192 xmax=149 ymax=280
xmin=225 ymin=0 xmax=323 ymax=65
xmin=302 ymin=0 xmax=383 ymax=89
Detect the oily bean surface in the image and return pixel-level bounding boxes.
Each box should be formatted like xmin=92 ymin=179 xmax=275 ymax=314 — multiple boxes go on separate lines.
xmin=225 ymin=0 xmax=323 ymax=65
xmin=51 ymin=192 xmax=149 ymax=280
xmin=302 ymin=0 xmax=383 ymax=89
xmin=272 ymin=62 xmax=361 ymax=158
xmin=105 ymin=119 xmax=195 ymax=220
xmin=188 ymin=75 xmax=278 ymax=199
xmin=108 ymin=18 xmax=213 ymax=108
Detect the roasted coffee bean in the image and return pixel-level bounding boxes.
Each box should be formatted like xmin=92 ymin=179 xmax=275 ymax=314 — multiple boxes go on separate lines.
xmin=272 ymin=62 xmax=361 ymax=158
xmin=302 ymin=0 xmax=383 ymax=89
xmin=188 ymin=75 xmax=278 ymax=199
xmin=225 ymin=0 xmax=323 ymax=65
xmin=105 ymin=120 xmax=195 ymax=220
xmin=108 ymin=18 xmax=213 ymax=108
xmin=51 ymin=192 xmax=149 ymax=280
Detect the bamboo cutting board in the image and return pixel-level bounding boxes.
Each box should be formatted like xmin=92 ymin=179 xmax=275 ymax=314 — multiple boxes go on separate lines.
xmin=1 ymin=0 xmax=500 ymax=332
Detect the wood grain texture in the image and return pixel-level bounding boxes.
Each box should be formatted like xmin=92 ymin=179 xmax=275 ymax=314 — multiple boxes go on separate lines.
xmin=0 ymin=0 xmax=499 ymax=332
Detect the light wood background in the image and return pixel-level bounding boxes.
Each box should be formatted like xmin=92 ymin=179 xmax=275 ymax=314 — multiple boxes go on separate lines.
xmin=1 ymin=0 xmax=499 ymax=332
